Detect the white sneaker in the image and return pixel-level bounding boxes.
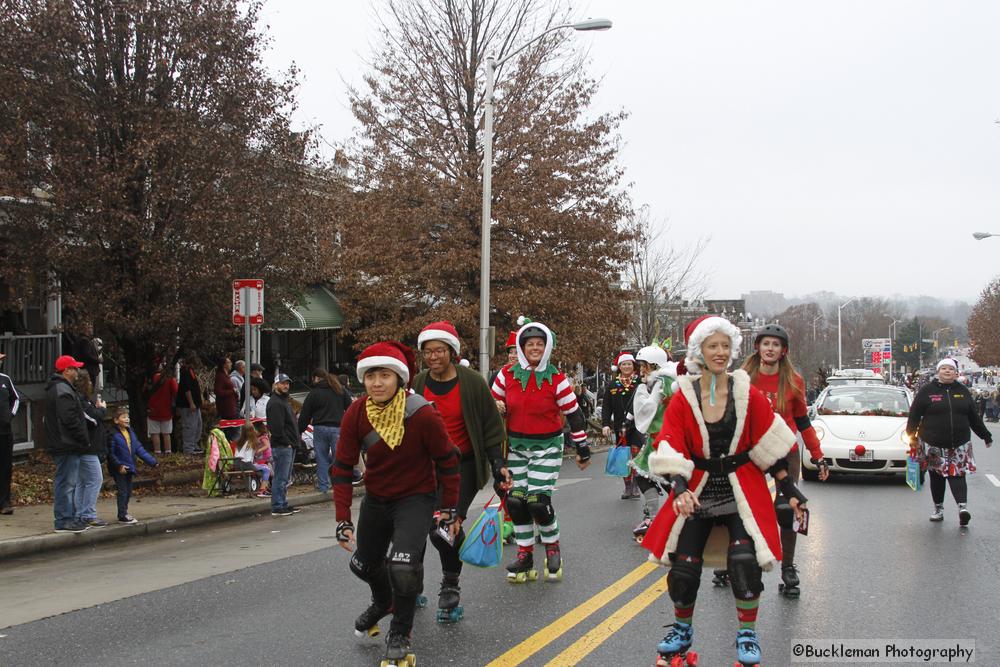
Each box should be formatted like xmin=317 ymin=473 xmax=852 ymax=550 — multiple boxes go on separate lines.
xmin=929 ymin=505 xmax=944 ymax=522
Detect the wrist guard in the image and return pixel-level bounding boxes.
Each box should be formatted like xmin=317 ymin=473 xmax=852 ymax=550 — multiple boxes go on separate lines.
xmin=671 ymin=475 xmax=689 ymax=496
xmin=335 ymin=520 xmax=354 ymax=543
xmin=490 ymin=458 xmax=507 ymax=483
xmin=810 ymin=457 xmax=829 ymax=472
xmin=777 ymin=476 xmax=808 ymax=504
xmin=437 ymin=508 xmax=458 ymax=528
xmin=575 ymin=442 xmax=591 ymax=462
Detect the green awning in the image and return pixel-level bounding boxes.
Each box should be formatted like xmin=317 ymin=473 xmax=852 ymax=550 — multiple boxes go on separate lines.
xmin=270 ymin=286 xmax=344 ymax=331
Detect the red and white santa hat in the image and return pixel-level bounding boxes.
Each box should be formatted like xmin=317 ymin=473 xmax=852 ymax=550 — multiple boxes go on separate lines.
xmin=417 ymin=321 xmax=461 ymax=356
xmin=505 ymin=331 xmax=518 ymax=350
xmin=683 ymin=315 xmax=743 ymax=373
xmin=356 ymin=341 xmax=417 ymax=386
xmin=611 ymin=351 xmax=636 ymax=373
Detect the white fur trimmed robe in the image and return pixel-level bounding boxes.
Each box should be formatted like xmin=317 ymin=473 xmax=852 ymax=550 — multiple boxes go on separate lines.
xmin=643 ymin=370 xmax=795 ymax=570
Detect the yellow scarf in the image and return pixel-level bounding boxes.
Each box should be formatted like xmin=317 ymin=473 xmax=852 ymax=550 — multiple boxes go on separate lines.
xmin=366 ymin=390 xmax=406 ymax=450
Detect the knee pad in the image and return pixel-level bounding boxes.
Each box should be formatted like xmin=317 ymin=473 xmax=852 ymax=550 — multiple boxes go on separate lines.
xmin=506 ymin=490 xmax=532 ymax=524
xmin=350 ymin=554 xmax=387 ymax=584
xmin=526 ymin=493 xmax=555 ymax=526
xmin=774 ymin=494 xmax=794 ymax=530
xmin=667 ymin=554 xmax=703 ymax=606
xmin=388 ymin=561 xmax=424 ymax=597
xmin=727 ymin=540 xmax=763 ymax=599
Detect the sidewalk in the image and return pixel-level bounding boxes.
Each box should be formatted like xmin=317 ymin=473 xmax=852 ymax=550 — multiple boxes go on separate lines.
xmin=0 ymin=485 xmax=354 ymax=561
xmin=1 ymin=440 xmax=611 ymax=561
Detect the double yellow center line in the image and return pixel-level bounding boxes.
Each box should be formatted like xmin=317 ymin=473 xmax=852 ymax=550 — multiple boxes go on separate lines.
xmin=485 ymin=561 xmax=664 ymax=667
xmin=486 ymin=478 xmax=779 ymax=666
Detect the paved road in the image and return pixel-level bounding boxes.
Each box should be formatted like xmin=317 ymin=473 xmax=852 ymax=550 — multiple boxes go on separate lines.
xmin=2 ymin=424 xmax=999 ymax=666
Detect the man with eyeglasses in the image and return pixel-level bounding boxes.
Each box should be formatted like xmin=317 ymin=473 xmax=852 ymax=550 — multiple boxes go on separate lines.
xmin=410 ymin=321 xmax=509 ymax=623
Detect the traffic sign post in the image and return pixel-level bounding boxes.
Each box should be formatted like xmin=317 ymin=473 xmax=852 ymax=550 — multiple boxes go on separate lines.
xmin=862 ymin=338 xmax=892 ymax=377
xmin=233 ymin=279 xmax=264 ymax=427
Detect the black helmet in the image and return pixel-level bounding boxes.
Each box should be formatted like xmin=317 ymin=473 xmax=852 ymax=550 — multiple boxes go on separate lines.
xmin=519 ymin=326 xmax=547 ymax=346
xmin=754 ymin=323 xmax=789 ymax=348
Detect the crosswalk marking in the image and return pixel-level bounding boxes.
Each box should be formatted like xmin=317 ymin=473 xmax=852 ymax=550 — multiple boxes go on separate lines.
xmin=985 ymin=474 xmax=1000 ymax=488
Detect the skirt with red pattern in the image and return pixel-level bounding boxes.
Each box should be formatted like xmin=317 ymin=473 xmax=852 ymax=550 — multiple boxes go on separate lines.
xmin=919 ymin=440 xmax=976 ymax=477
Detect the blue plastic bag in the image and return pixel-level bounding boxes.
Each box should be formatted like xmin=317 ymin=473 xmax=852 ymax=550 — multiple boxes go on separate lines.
xmin=605 ymin=445 xmax=630 ymax=477
xmin=459 ymin=500 xmax=503 ymax=568
xmin=906 ymin=455 xmax=922 ymax=491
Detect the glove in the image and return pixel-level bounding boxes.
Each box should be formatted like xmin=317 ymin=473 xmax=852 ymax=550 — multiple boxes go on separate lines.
xmin=575 ymin=442 xmax=591 ymax=462
xmin=670 ymin=475 xmax=688 ymax=497
xmin=490 ymin=458 xmax=507 ymax=484
xmin=336 ymin=520 xmax=354 ymax=543
xmin=437 ymin=508 xmax=458 ymax=528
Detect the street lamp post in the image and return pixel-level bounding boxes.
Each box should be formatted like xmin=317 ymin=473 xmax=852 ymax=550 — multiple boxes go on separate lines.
xmin=837 ymin=297 xmax=855 ymax=370
xmin=932 ymin=327 xmax=952 ymax=356
xmin=884 ymin=315 xmax=900 ymax=379
xmin=812 ymin=315 xmax=822 ymax=342
xmin=478 ymin=18 xmax=613 ymax=378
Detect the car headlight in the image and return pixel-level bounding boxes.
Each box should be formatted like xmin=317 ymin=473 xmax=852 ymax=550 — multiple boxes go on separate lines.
xmin=813 ymin=423 xmax=825 ymax=441
xmin=899 ymin=429 xmax=913 ymax=446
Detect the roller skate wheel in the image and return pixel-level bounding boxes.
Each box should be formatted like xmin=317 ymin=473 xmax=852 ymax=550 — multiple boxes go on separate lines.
xmin=634 ymin=535 xmax=644 ymax=544
xmin=685 ymin=650 xmax=699 ymax=666
xmin=436 ymin=606 xmax=464 ymax=623
xmin=545 ymin=566 xmax=563 ymax=582
xmin=415 ymin=595 xmax=428 ymax=608
xmin=355 ymin=626 xmax=380 ymax=638
xmin=669 ymin=656 xmax=685 ymax=667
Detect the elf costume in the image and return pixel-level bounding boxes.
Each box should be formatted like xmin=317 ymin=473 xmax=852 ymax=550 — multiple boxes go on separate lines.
xmin=490 ymin=318 xmax=591 ymax=582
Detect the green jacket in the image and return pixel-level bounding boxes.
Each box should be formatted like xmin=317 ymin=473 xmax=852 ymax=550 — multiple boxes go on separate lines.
xmin=411 ymin=365 xmax=505 ymax=490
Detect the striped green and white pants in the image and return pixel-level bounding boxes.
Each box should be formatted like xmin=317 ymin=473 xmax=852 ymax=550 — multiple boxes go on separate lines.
xmin=508 ymin=435 xmax=563 ymax=547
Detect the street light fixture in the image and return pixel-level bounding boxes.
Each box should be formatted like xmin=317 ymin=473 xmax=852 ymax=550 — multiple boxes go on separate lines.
xmin=837 ymin=297 xmax=855 ymax=370
xmin=883 ymin=314 xmax=901 ymax=378
xmin=932 ymin=327 xmax=952 ymax=354
xmin=478 ymin=18 xmax=613 ymax=377
xmin=973 ymin=232 xmax=997 ymax=240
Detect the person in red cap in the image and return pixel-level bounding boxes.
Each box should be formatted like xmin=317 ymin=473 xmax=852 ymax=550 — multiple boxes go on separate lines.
xmin=603 ymin=351 xmax=642 ymax=499
xmin=642 ymin=316 xmax=796 ymax=667
xmin=491 ymin=317 xmax=591 ymax=583
xmin=43 ymin=355 xmax=92 ymax=533
xmin=411 ymin=321 xmax=509 ymax=623
xmin=333 ymin=341 xmax=461 ymax=666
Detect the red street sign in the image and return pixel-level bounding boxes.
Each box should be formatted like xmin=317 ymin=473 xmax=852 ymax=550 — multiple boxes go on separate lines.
xmin=233 ymin=279 xmax=264 ymax=325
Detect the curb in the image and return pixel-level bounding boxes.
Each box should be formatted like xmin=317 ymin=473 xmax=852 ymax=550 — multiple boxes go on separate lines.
xmin=2 ymin=446 xmax=612 ymax=562
xmin=0 ymin=486 xmax=362 ymax=561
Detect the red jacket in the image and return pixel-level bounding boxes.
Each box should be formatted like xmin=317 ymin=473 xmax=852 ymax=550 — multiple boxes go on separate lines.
xmin=751 ymin=371 xmax=823 ymax=460
xmin=642 ymin=370 xmax=795 ymax=569
xmin=332 ymin=395 xmax=460 ymax=522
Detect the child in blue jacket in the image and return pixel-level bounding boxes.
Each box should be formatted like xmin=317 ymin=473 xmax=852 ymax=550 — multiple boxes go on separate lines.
xmin=108 ymin=407 xmax=158 ymax=523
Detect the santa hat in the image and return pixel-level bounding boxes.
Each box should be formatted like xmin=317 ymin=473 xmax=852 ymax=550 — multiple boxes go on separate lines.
xmin=356 ymin=341 xmax=417 ymax=387
xmin=936 ymin=358 xmax=958 ymax=371
xmin=417 ymin=321 xmax=461 ymax=356
xmin=611 ymin=351 xmax=636 ymax=373
xmin=683 ymin=315 xmax=743 ymax=373
xmin=505 ymin=331 xmax=518 ymax=349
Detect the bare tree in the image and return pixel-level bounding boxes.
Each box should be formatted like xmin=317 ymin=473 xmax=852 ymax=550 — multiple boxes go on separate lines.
xmin=337 ymin=0 xmax=632 ymax=366
xmin=622 ymin=205 xmax=707 ymax=347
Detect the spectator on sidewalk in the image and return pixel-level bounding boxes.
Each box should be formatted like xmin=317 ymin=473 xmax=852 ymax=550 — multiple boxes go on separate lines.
xmin=108 ymin=407 xmax=158 ymax=524
xmin=72 ymin=323 xmax=103 ymax=397
xmin=201 ymin=415 xmax=233 ymax=498
xmin=230 ymin=360 xmax=246 ymax=395
xmin=43 ymin=355 xmax=91 ymax=533
xmin=298 ymin=368 xmax=352 ymax=493
xmin=0 ymin=353 xmax=20 ymax=514
xmin=247 ymin=377 xmax=270 ymax=419
xmin=74 ymin=370 xmax=108 ymax=528
xmin=146 ymin=365 xmax=178 ymax=456
xmin=214 ymin=357 xmax=239 ymax=440
xmin=266 ymin=374 xmax=300 ymax=516
xmin=176 ymin=355 xmax=203 ymax=455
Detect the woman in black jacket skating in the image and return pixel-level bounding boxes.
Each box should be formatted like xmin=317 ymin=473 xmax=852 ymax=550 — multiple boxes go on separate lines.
xmin=906 ymin=358 xmax=992 ymax=525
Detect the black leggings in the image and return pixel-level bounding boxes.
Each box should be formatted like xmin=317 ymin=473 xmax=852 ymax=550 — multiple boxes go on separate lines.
xmin=354 ymin=493 xmax=436 ymax=635
xmin=672 ymin=512 xmax=761 ymax=604
xmin=929 ymin=471 xmax=968 ymax=505
xmin=431 ymin=457 xmax=480 ymax=575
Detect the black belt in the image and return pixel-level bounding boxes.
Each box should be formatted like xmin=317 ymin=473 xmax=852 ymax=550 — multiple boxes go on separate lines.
xmin=692 ymin=451 xmax=751 ymax=475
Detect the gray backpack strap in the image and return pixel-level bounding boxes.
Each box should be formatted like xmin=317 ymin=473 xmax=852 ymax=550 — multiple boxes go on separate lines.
xmin=404 ymin=393 xmax=431 ymax=419
xmin=361 ymin=429 xmax=381 ymax=453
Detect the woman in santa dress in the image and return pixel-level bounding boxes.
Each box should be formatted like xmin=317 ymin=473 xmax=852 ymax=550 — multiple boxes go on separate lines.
xmin=642 ymin=315 xmax=796 ymax=667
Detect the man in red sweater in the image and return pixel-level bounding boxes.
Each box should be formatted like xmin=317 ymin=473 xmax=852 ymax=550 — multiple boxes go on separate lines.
xmin=333 ymin=341 xmax=460 ymax=666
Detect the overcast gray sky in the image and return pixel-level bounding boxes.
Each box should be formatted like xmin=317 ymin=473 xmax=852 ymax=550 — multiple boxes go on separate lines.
xmin=260 ymin=1 xmax=1000 ymax=303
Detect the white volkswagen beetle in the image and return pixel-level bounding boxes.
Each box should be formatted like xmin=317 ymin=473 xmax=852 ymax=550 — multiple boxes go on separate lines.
xmin=802 ymin=385 xmax=911 ymax=480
